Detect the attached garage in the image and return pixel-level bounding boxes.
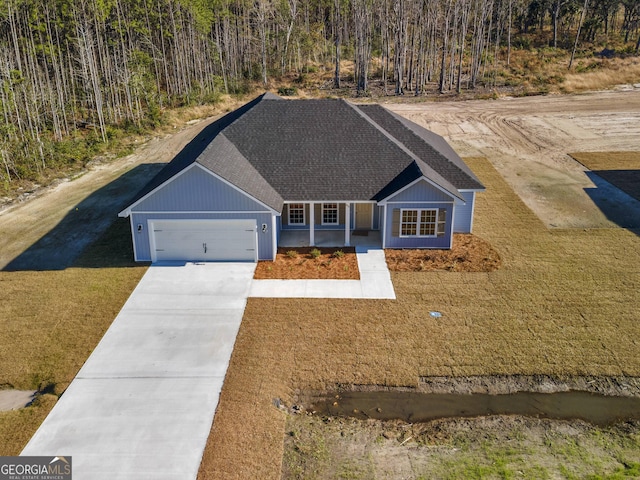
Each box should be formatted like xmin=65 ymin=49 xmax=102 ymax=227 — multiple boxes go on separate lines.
xmin=149 ymin=219 xmax=258 ymax=262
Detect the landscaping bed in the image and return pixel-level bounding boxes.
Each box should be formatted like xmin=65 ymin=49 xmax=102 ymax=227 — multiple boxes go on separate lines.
xmin=385 ymin=233 xmax=501 ymax=272
xmin=254 ymin=247 xmax=359 ymax=279
xmin=253 ymin=234 xmax=501 ymax=280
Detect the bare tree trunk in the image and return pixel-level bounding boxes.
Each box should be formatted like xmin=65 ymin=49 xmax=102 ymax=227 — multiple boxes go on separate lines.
xmin=569 ymin=0 xmax=589 ymax=69
xmin=255 ymin=0 xmax=270 ymax=85
xmin=552 ymin=0 xmax=563 ymax=47
xmin=439 ymin=0 xmax=452 ymax=93
xmin=507 ymin=0 xmax=512 ymax=64
xmin=393 ymin=0 xmax=407 ymax=95
xmin=354 ymin=0 xmax=372 ymax=94
xmin=457 ymin=0 xmax=470 ymax=93
xmin=334 ymin=0 xmax=342 ymax=88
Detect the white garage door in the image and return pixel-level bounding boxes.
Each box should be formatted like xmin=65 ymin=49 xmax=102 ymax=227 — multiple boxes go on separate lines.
xmin=150 ymin=219 xmax=257 ymax=262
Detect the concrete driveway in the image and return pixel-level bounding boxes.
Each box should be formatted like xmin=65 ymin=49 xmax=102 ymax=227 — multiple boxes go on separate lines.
xmin=21 ymin=262 xmax=256 ymax=480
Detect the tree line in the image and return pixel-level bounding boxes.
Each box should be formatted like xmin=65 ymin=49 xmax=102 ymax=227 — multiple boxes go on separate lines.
xmin=1 ymin=0 xmax=639 ymax=189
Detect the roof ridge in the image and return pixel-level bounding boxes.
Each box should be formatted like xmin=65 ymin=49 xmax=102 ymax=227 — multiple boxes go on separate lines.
xmin=348 ymin=101 xmax=466 ymax=201
xmin=216 ymin=92 xmax=276 ymax=133
xmin=261 ymin=91 xmax=283 ymax=100
xmin=200 ymin=133 xmax=283 ymax=211
xmin=346 ymin=100 xmax=423 ymax=164
xmin=377 ymin=106 xmax=483 ymax=188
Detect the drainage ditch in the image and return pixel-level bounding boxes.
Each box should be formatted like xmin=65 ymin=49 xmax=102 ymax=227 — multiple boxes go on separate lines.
xmin=300 ymin=377 xmax=640 ymax=426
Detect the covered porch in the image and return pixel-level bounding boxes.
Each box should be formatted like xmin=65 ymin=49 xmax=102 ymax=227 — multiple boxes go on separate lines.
xmin=280 ymin=201 xmax=380 ymax=249
xmin=279 ymin=229 xmax=382 ymax=249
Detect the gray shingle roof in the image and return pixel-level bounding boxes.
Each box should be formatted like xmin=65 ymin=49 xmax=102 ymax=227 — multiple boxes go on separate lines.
xmin=121 ymin=93 xmax=483 ymax=215
xmin=357 ymin=104 xmax=484 ymax=190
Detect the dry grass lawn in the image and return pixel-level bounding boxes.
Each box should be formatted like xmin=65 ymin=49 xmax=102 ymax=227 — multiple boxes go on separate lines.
xmin=569 ymin=151 xmax=640 ymax=202
xmin=0 ymin=219 xmax=148 ymax=455
xmin=197 ymin=156 xmax=640 ymax=479
xmin=562 ymin=57 xmax=640 ymax=93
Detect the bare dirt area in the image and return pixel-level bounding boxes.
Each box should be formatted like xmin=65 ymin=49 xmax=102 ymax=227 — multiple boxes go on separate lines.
xmin=386 ymin=90 xmax=640 ymax=230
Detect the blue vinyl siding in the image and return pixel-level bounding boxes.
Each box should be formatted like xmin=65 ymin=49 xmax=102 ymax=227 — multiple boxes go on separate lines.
xmin=385 ymin=178 xmax=453 ymax=203
xmin=276 ymin=216 xmax=282 ymax=247
xmin=453 ymin=191 xmax=476 ymax=233
xmin=129 ymin=166 xmax=276 ymax=261
xmin=383 ymin=178 xmax=459 ymax=249
xmin=134 ymin=165 xmax=268 ymax=212
xmin=374 ymin=206 xmax=381 ymax=230
xmin=384 ymin=202 xmax=453 ymax=249
xmin=131 ymin=212 xmax=274 ymax=261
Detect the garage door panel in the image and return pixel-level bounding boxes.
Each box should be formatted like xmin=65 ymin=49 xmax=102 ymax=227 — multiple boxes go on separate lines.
xmin=151 ymin=220 xmax=257 ymax=262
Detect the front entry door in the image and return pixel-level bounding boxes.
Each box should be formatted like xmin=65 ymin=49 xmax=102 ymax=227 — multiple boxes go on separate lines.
xmin=355 ymin=203 xmax=373 ymax=230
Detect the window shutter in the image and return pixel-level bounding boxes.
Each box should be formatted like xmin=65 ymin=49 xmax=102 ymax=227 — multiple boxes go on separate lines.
xmin=392 ymin=209 xmax=400 ymax=237
xmin=283 ymin=205 xmax=289 ymax=225
xmin=315 ymin=204 xmax=321 ymax=225
xmin=437 ymin=209 xmax=446 ymax=237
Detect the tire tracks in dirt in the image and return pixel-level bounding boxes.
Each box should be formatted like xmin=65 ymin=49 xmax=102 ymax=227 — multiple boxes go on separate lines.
xmin=388 ymin=90 xmax=640 ymax=229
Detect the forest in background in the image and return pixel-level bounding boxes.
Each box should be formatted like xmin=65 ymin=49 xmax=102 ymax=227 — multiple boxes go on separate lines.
xmin=0 ymin=0 xmax=639 ymax=196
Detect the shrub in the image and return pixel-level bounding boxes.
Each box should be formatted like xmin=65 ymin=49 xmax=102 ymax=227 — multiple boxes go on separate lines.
xmin=286 ymin=250 xmax=298 ymax=259
xmin=332 ymin=250 xmax=345 ymax=258
xmin=278 ymin=87 xmax=298 ymax=96
xmin=310 ymin=248 xmax=321 ymax=259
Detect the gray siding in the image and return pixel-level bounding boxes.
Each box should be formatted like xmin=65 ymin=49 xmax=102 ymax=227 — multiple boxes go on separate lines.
xmin=132 ymin=212 xmax=275 ymax=261
xmin=384 ymin=202 xmax=453 ymax=249
xmin=133 ymin=165 xmax=270 ymax=212
xmin=453 ymin=191 xmax=476 ymax=233
xmin=384 ymin=178 xmax=453 ymax=203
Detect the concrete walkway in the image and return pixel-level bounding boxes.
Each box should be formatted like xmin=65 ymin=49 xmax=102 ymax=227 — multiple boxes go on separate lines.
xmin=22 ymin=262 xmax=256 ymax=480
xmin=21 ymin=249 xmax=393 ymax=479
xmin=249 ymin=246 xmax=396 ymax=299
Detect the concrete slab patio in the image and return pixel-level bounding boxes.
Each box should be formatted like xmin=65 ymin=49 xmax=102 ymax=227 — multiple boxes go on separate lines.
xmin=21 ymin=262 xmax=256 ymax=480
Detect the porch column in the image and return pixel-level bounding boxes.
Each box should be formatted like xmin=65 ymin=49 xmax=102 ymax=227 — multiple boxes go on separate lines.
xmin=309 ymin=202 xmax=315 ymax=246
xmin=344 ymin=202 xmax=351 ymax=246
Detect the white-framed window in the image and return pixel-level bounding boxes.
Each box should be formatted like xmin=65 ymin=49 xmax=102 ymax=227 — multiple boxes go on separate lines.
xmin=288 ymin=203 xmax=305 ymax=224
xmin=322 ymin=203 xmax=339 ymax=225
xmin=400 ymin=208 xmax=446 ymax=237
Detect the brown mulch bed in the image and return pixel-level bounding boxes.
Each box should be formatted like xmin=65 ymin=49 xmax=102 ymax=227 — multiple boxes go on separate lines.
xmin=385 ymin=234 xmax=502 ymax=272
xmin=254 ymin=247 xmax=359 ymax=279
xmin=254 ymin=234 xmax=501 ymax=279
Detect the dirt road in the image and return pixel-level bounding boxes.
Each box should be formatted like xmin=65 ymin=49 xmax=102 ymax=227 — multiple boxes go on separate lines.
xmin=0 ymin=119 xmax=216 ymax=270
xmin=387 ymin=89 xmax=640 ymax=229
